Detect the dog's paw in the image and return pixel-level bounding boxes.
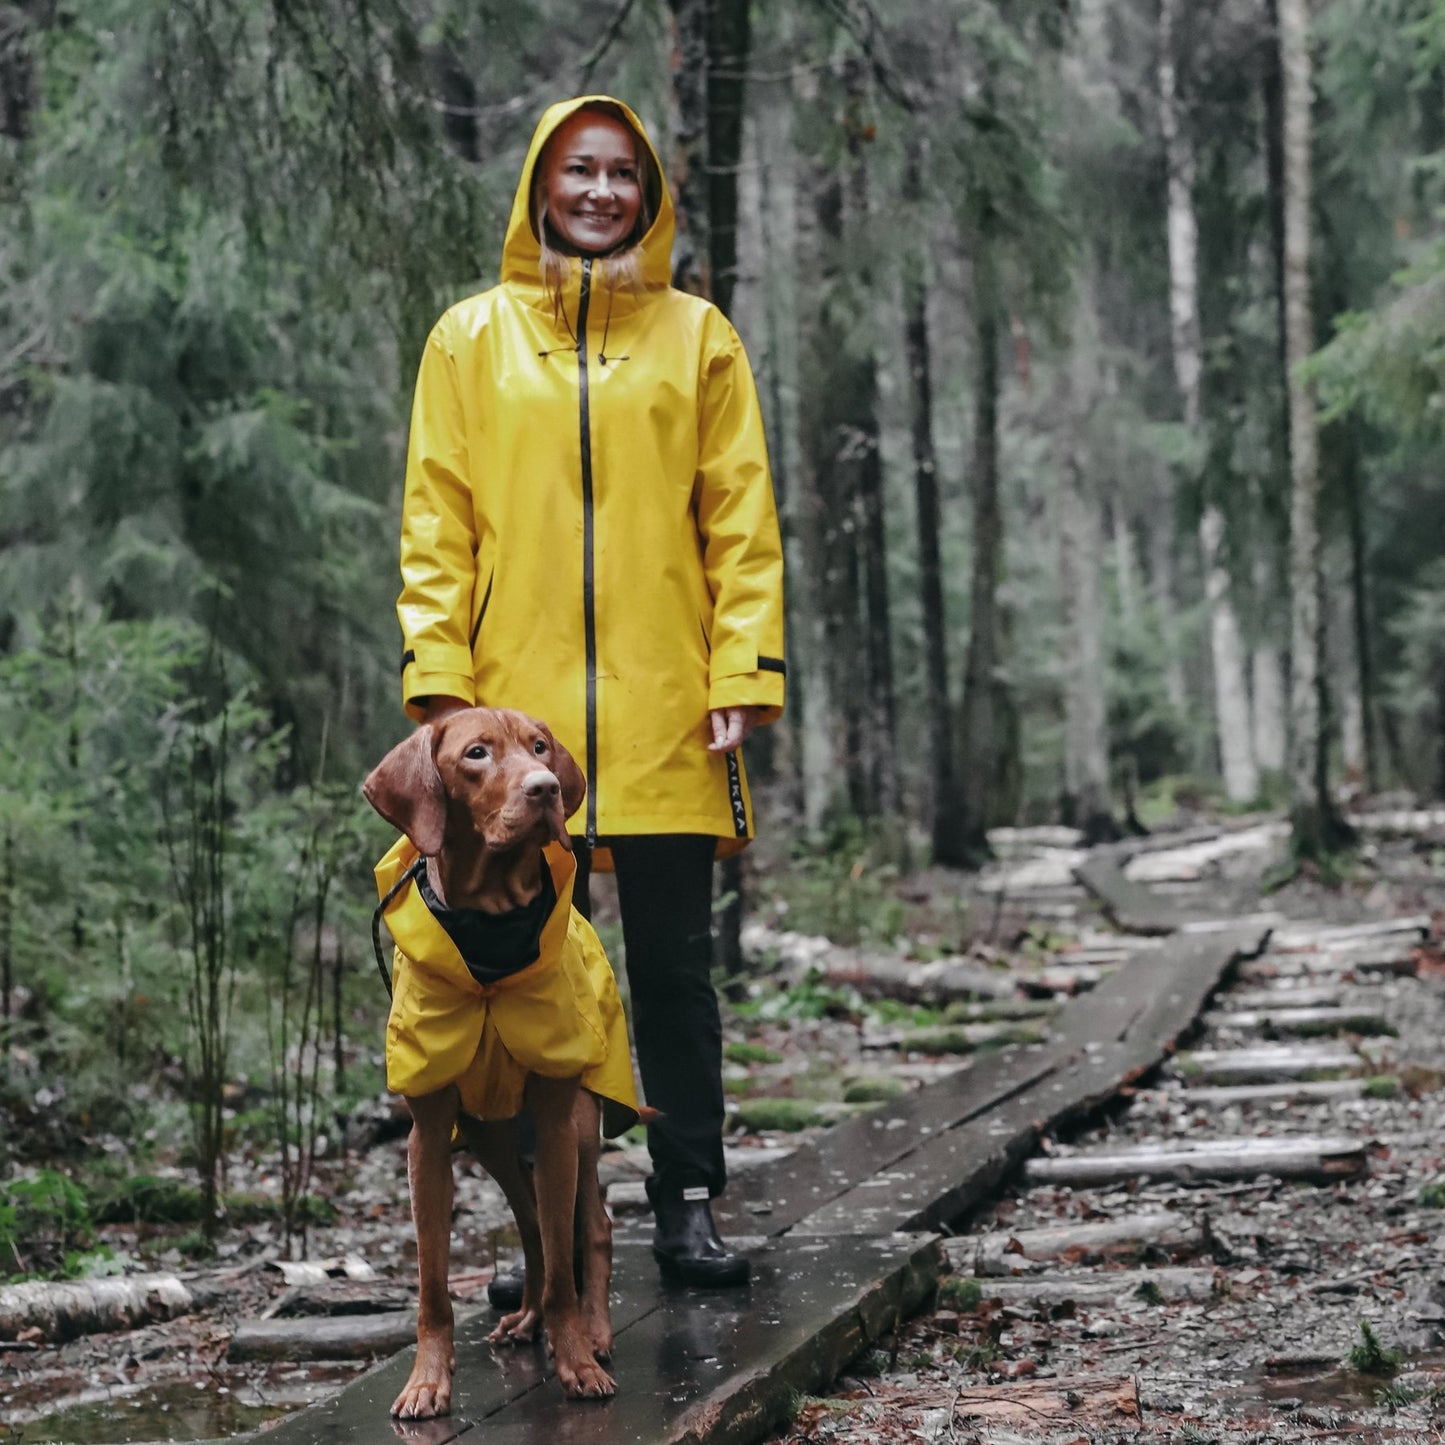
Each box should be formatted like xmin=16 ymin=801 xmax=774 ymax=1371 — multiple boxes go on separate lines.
xmin=557 ymin=1352 xmax=617 ymax=1400
xmin=488 ymin=1305 xmax=542 ymax=1346
xmin=390 ymin=1350 xmax=454 ymax=1419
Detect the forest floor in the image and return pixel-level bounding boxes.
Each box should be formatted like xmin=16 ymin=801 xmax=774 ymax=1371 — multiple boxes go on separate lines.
xmin=2 ymin=808 xmax=1444 ymax=1443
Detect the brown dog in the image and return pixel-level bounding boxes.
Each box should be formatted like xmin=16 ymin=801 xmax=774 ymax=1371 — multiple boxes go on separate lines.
xmin=364 ymin=707 xmax=632 ymax=1418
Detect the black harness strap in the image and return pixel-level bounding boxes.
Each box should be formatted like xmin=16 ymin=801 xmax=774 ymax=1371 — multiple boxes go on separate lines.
xmin=371 ymin=858 xmax=425 ymax=999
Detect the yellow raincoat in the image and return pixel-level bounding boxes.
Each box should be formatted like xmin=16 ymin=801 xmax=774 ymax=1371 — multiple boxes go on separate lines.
xmin=377 ymin=837 xmax=639 ymax=1136
xmin=397 ymin=96 xmax=785 ymax=861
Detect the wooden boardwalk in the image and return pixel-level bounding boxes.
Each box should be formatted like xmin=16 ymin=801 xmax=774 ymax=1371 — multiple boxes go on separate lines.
xmin=244 ymin=870 xmax=1268 ymax=1444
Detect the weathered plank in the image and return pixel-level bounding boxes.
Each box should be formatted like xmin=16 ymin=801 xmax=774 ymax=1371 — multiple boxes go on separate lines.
xmin=1022 ymin=1135 xmax=1367 ymax=1187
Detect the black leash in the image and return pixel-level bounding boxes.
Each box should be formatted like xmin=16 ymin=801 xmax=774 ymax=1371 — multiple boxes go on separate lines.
xmin=370 ymin=858 xmax=425 ymax=999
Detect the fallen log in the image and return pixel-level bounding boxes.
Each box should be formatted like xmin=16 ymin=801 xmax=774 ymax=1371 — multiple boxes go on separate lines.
xmin=228 ymin=1310 xmax=419 ymax=1362
xmin=1023 ymin=1135 xmax=1367 ymax=1187
xmin=1176 ymin=1043 xmax=1359 ymax=1084
xmin=0 ymin=1273 xmax=192 ymax=1343
xmin=1169 ymin=1079 xmax=1367 ymax=1107
xmin=265 ymin=1254 xmax=375 ymax=1287
xmin=872 ymin=1376 xmax=1141 ymax=1429
xmin=1238 ymin=948 xmax=1417 ymax=981
xmin=1271 ymin=916 xmax=1429 ymax=949
xmin=1225 ymin=985 xmax=1344 ymax=1011
xmin=1202 ymin=1005 xmax=1393 ymax=1037
xmin=966 ymin=1266 xmax=1220 ymax=1305
xmin=263 ymin=1280 xmax=414 ymax=1319
xmin=953 ymin=1212 xmax=1209 ymax=1275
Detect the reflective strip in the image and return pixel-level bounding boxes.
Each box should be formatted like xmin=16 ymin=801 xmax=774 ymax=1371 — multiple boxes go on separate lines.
xmin=681 ymin=1186 xmax=710 ymax=1202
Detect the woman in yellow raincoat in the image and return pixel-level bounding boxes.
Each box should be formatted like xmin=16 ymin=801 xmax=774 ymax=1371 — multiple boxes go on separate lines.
xmin=396 ymin=95 xmax=784 ymax=1286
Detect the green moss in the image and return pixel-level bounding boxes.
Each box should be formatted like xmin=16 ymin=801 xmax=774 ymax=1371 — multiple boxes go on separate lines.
xmin=1418 ymin=1183 xmax=1445 ymax=1208
xmin=937 ymin=1275 xmax=982 ymax=1310
xmin=732 ymin=1097 xmax=826 ymax=1133
xmin=1134 ymin=1278 xmax=1164 ymax=1305
xmin=723 ymin=1040 xmax=783 ymax=1066
xmin=1363 ymin=1075 xmax=1400 ymax=1100
xmin=842 ymin=1075 xmax=907 ymax=1104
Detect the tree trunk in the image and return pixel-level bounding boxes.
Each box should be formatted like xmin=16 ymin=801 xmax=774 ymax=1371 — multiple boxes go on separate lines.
xmin=668 ymin=0 xmax=756 ymax=956
xmin=705 ymin=0 xmax=750 ymax=319
xmin=842 ymin=60 xmax=899 ymax=824
xmin=956 ymin=268 xmax=1003 ymax=866
xmin=1056 ymin=287 xmax=1117 ymax=843
xmin=798 ymin=156 xmax=866 ymax=815
xmin=1343 ymin=425 xmax=1378 ymax=791
xmin=904 ymin=140 xmax=961 ymax=861
xmin=666 ymin=0 xmax=710 ymax=296
xmin=1279 ymin=0 xmax=1341 ymax=855
xmin=1158 ymin=0 xmax=1258 ymax=804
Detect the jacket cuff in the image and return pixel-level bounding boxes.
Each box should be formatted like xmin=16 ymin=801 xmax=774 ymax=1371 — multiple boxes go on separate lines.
xmin=402 ymin=648 xmax=476 ymax=722
xmin=707 ymin=665 xmax=785 ymax=716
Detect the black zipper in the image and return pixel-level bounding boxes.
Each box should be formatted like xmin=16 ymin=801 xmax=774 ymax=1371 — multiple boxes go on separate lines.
xmin=577 ymin=258 xmax=598 ymax=848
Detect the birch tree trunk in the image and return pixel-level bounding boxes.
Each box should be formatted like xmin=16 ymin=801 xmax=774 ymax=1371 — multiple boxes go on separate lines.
xmin=1158 ymin=0 xmax=1259 ymax=803
xmin=1279 ymin=0 xmax=1343 ymax=854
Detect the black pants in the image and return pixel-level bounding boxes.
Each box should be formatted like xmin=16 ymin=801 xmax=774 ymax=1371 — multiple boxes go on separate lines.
xmin=574 ymin=835 xmax=726 ymax=1199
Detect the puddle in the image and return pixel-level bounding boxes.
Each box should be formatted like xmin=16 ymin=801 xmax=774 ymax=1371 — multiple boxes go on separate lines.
xmin=0 ymin=1366 xmax=363 ymax=1444
xmin=1229 ymin=1346 xmax=1445 ymax=1412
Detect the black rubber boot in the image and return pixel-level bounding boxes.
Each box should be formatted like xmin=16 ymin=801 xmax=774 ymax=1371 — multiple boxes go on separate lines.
xmin=486 ymin=1268 xmax=525 ymax=1311
xmin=650 ymin=1184 xmax=751 ymax=1287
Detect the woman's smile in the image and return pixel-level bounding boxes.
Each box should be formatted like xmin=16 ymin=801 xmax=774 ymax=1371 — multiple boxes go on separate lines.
xmin=541 ymin=113 xmax=643 ymax=255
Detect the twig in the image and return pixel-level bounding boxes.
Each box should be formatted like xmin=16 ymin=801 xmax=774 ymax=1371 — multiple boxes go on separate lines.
xmin=577 ymin=0 xmax=639 ymax=91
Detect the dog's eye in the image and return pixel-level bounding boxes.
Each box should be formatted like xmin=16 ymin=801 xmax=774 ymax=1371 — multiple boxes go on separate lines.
xmin=532 ymin=738 xmax=548 ymax=755
xmin=464 ymin=745 xmax=489 ymax=761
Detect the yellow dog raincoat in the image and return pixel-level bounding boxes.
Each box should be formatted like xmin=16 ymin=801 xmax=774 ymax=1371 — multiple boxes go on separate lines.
xmin=376 ymin=837 xmax=638 ymax=1137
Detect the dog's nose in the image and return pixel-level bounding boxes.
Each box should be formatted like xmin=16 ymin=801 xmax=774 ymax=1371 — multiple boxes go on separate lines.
xmin=523 ymin=770 xmax=561 ymax=802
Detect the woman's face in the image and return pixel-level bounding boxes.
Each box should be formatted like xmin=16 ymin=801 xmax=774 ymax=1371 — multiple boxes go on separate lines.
xmin=540 ymin=112 xmax=644 ymax=255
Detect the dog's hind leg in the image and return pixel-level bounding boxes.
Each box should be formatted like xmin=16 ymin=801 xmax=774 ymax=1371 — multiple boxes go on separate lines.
xmin=393 ymin=1086 xmax=460 ymax=1420
xmin=573 ymin=1090 xmax=613 ymax=1363
xmin=459 ymin=1114 xmax=545 ymax=1346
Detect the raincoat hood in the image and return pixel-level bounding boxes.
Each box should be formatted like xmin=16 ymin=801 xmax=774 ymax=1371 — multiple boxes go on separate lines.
xmin=500 ymin=96 xmax=675 ymax=296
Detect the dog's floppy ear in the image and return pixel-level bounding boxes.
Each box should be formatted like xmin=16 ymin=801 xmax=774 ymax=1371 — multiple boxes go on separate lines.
xmin=362 ymin=725 xmax=447 ymax=857
xmin=548 ymin=728 xmax=587 ymax=821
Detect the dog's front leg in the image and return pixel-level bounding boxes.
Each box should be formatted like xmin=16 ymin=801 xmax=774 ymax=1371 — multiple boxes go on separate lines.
xmin=526 ymin=1074 xmax=616 ymax=1399
xmin=392 ymin=1086 xmax=460 ymax=1419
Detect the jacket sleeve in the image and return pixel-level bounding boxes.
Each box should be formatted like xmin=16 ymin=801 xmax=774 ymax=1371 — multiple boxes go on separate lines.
xmin=694 ymin=315 xmax=787 ymax=722
xmin=397 ymin=312 xmax=478 ymax=722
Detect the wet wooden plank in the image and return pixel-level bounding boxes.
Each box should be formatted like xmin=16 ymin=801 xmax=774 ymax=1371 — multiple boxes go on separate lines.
xmin=791 ymin=927 xmax=1267 ymax=1236
xmin=1073 ymin=851 xmax=1183 ymax=935
xmin=1202 ymin=1005 xmax=1393 ymax=1036
xmin=253 ymin=1236 xmax=939 ymax=1445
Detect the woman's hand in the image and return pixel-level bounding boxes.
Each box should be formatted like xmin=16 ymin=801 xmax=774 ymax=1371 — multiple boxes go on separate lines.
xmin=422 ymin=696 xmax=470 ymax=727
xmin=707 ymin=707 xmax=761 ymax=754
